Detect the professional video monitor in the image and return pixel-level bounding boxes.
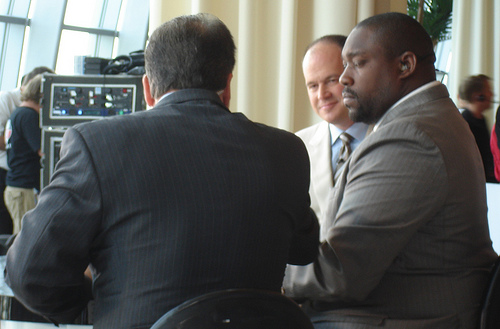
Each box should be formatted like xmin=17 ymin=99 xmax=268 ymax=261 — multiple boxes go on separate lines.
xmin=41 ymin=74 xmax=145 ymax=127
xmin=40 ymin=128 xmax=65 ymax=190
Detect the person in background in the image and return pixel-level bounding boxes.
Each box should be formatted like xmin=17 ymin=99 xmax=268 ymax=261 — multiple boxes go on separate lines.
xmin=0 ymin=66 xmax=54 ymax=234
xmin=5 ymin=13 xmax=319 ymax=329
xmin=296 ymin=34 xmax=368 ymax=240
xmin=283 ymin=12 xmax=497 ymax=329
xmin=458 ymin=74 xmax=497 ymax=183
xmin=4 ymin=74 xmax=44 ymax=234
xmin=491 ymin=105 xmax=500 ymax=182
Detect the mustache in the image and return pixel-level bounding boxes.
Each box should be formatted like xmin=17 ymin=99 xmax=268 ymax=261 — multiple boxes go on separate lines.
xmin=342 ymin=87 xmax=358 ymax=98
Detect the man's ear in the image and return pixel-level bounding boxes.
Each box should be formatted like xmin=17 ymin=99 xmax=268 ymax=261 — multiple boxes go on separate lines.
xmin=142 ymin=74 xmax=156 ymax=107
xmin=220 ymin=73 xmax=233 ymax=107
xmin=399 ymin=51 xmax=417 ymax=79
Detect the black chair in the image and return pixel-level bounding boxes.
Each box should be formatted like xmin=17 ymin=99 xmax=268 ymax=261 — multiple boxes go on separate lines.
xmin=480 ymin=256 xmax=500 ymax=329
xmin=150 ymin=289 xmax=314 ymax=329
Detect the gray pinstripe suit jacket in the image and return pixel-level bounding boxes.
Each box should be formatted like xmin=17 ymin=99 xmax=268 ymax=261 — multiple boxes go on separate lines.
xmin=283 ymin=83 xmax=497 ymax=329
xmin=5 ymin=89 xmax=319 ymax=329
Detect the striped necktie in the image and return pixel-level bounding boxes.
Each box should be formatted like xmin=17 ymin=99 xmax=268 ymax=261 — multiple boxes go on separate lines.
xmin=334 ymin=132 xmax=354 ymax=180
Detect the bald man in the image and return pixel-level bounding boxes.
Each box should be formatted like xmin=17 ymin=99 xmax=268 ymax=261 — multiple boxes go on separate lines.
xmin=296 ymin=35 xmax=368 ymax=240
xmin=284 ymin=12 xmax=496 ymax=329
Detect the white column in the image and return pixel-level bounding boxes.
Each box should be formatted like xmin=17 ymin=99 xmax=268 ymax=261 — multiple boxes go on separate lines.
xmin=236 ymin=0 xmax=256 ymax=118
xmin=276 ymin=0 xmax=298 ymax=130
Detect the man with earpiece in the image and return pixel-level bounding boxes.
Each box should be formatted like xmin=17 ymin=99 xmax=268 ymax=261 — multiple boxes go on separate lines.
xmin=282 ymin=12 xmax=497 ymax=328
xmin=458 ymin=74 xmax=497 ymax=183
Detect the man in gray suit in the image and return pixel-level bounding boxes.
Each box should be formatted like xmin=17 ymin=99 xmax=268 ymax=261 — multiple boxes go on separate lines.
xmin=5 ymin=13 xmax=319 ymax=329
xmin=283 ymin=12 xmax=497 ymax=329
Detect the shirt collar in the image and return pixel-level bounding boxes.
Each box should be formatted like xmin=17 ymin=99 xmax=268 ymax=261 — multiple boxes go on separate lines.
xmin=156 ymin=89 xmax=224 ymax=106
xmin=157 ymin=90 xmax=177 ymax=104
xmin=329 ymin=122 xmax=369 ymax=145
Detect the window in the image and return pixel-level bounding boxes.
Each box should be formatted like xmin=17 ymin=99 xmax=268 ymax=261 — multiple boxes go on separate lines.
xmin=435 ymin=39 xmax=452 ymax=85
xmin=0 ymin=0 xmax=148 ymax=91
xmin=56 ymin=0 xmax=122 ymax=74
xmin=0 ymin=0 xmax=31 ymax=90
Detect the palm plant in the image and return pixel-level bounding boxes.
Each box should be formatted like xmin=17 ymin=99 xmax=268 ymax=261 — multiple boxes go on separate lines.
xmin=407 ymin=0 xmax=453 ymax=48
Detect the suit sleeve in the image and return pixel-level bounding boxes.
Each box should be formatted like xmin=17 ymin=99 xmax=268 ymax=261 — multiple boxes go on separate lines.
xmin=285 ymin=136 xmax=320 ymax=266
xmin=283 ymin=123 xmax=447 ymax=302
xmin=287 ymin=207 xmax=319 ymax=265
xmin=5 ymin=127 xmax=101 ymax=324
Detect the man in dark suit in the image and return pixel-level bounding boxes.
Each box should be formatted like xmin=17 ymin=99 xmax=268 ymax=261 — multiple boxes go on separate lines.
xmin=283 ymin=12 xmax=497 ymax=329
xmin=5 ymin=13 xmax=319 ymax=329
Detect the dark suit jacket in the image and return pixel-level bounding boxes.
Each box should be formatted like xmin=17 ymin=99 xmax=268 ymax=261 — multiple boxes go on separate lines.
xmin=284 ymin=83 xmax=497 ymax=328
xmin=5 ymin=89 xmax=319 ymax=329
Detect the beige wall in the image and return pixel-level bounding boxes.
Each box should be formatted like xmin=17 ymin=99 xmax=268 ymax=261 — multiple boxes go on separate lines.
xmin=148 ymin=1 xmax=500 ymax=130
xmin=148 ymin=0 xmax=406 ymax=132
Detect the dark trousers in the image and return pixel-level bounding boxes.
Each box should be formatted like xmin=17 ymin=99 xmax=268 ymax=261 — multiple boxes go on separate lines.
xmin=0 ymin=168 xmax=13 ymax=234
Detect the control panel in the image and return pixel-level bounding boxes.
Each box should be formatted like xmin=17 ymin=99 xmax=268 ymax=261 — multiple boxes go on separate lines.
xmin=51 ymin=84 xmax=136 ymax=118
xmin=41 ymin=74 xmax=144 ymax=127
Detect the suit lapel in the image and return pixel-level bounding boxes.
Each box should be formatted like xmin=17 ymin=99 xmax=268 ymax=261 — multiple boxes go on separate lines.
xmin=308 ymin=122 xmax=334 ymax=212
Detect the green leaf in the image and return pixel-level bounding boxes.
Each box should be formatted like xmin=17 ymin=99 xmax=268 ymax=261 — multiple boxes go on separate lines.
xmin=407 ymin=0 xmax=453 ymax=44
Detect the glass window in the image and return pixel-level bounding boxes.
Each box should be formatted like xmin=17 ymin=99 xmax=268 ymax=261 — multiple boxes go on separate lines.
xmin=55 ymin=30 xmax=100 ymax=74
xmin=96 ymin=35 xmax=115 ymax=58
xmin=0 ymin=0 xmax=31 ymax=90
xmin=0 ymin=2 xmax=8 ymax=15
xmin=1 ymin=0 xmax=31 ymax=17
xmin=101 ymin=0 xmax=122 ymax=30
xmin=64 ymin=0 xmax=105 ymax=29
xmin=435 ymin=39 xmax=452 ymax=86
xmin=64 ymin=0 xmax=121 ymax=30
xmin=1 ymin=0 xmax=147 ymax=83
xmin=0 ymin=19 xmax=27 ymax=90
xmin=56 ymin=0 xmax=126 ymax=74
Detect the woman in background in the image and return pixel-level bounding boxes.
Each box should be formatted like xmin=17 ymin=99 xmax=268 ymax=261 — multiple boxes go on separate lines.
xmin=4 ymin=74 xmax=43 ymax=234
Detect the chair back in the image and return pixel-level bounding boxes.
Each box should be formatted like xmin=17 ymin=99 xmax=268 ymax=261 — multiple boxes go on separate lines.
xmin=480 ymin=256 xmax=500 ymax=329
xmin=150 ymin=289 xmax=313 ymax=329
